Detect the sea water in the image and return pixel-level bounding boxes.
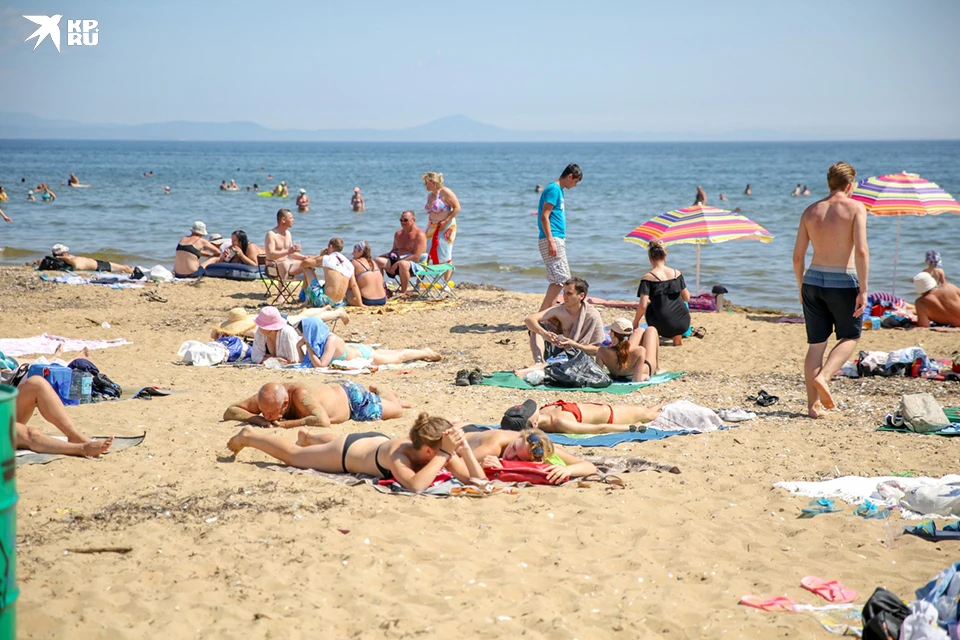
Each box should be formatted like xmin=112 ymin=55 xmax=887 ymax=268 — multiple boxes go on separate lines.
xmin=1 ymin=139 xmax=958 ymax=312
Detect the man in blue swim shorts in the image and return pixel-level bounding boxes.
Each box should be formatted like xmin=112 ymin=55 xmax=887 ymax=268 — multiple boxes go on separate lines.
xmin=223 ymin=380 xmax=410 ymax=428
xmin=792 ymin=161 xmax=869 ymax=419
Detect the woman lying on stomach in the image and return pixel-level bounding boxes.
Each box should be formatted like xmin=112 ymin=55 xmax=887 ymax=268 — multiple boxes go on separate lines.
xmin=461 ymin=424 xmax=597 ymax=485
xmin=229 ymin=413 xmax=484 ymax=493
xmin=501 ymin=398 xmax=662 ymax=435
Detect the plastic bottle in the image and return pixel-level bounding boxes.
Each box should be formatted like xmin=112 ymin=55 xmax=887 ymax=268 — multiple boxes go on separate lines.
xmin=69 ymin=369 xmax=93 ymax=404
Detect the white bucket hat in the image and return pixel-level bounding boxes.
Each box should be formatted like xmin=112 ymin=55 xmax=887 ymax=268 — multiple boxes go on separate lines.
xmin=191 ymin=221 xmax=208 ymax=236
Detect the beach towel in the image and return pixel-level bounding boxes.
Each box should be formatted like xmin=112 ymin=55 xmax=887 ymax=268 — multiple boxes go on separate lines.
xmin=478 ymin=370 xmax=683 ymax=394
xmin=548 ymin=425 xmax=737 ymax=448
xmin=774 ymin=475 xmax=960 ymax=519
xmin=16 ymin=434 xmax=146 ymax=466
xmin=38 ymin=273 xmax=144 ymax=290
xmin=647 ymin=400 xmax=724 ymax=432
xmin=581 ymin=455 xmax=681 ymax=474
xmin=266 ymin=465 xmax=519 ymax=498
xmin=569 ymin=301 xmax=605 ymax=347
xmin=0 ymin=334 xmax=131 ymax=358
xmin=299 ymin=317 xmax=331 ymax=367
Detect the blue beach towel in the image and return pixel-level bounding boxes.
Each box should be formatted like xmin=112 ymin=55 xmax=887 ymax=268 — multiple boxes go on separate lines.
xmin=547 ymin=425 xmax=738 ymax=448
xmin=299 ymin=317 xmax=331 ymax=367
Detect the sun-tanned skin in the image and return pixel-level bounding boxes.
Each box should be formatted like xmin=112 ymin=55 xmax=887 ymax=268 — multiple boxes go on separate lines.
xmin=57 ymin=251 xmax=135 ymax=275
xmin=916 ymin=282 xmax=960 ymax=328
xmin=596 ymin=327 xmax=661 ymax=382
xmin=525 ymin=402 xmax=662 ymax=434
xmin=222 ymin=381 xmax=409 ymax=428
xmin=15 ymin=376 xmax=113 ymax=457
xmin=301 ymin=332 xmax=441 ymax=368
xmin=227 ymin=423 xmax=483 ymax=493
xmin=793 ymin=167 xmax=869 ymax=418
xmin=461 ymin=428 xmax=597 ymax=484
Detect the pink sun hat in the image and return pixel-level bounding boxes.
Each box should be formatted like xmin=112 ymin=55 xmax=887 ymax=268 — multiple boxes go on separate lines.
xmin=254 ymin=306 xmax=287 ymax=331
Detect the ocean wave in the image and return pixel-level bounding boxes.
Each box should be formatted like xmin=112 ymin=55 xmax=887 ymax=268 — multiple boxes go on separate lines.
xmin=0 ymin=246 xmax=42 ymax=258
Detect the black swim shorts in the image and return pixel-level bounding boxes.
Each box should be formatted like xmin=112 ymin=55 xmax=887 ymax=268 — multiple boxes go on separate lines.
xmin=95 ymin=259 xmax=112 ymax=272
xmin=801 ymin=267 xmax=861 ymax=344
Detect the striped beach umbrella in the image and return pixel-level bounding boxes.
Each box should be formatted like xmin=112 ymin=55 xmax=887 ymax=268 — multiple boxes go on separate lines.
xmin=852 ymin=172 xmax=960 ymax=294
xmin=623 ymin=204 xmax=773 ymax=293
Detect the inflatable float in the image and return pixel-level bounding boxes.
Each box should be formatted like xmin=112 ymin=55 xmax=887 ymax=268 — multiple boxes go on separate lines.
xmin=203 ymin=262 xmax=260 ymax=281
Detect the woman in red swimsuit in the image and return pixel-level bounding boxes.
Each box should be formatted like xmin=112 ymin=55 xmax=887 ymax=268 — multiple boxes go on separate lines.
xmin=502 ymin=398 xmax=662 ymax=434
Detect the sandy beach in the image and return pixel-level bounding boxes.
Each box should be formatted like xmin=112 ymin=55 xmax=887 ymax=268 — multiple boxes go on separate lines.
xmin=2 ymin=266 xmax=958 ymax=639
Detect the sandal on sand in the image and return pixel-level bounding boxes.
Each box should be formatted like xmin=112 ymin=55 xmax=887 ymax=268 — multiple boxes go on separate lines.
xmin=576 ymin=474 xmax=626 ymax=489
xmin=800 ymin=576 xmax=858 ymax=604
xmin=747 ymin=390 xmax=779 ymax=407
xmin=739 ymin=595 xmax=798 ymax=612
xmin=799 ymin=498 xmax=841 ymax=518
xmin=692 ymin=326 xmax=707 ymax=339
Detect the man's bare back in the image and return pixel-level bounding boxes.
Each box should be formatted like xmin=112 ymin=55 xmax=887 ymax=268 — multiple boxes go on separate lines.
xmin=224 ymin=381 xmax=350 ymax=428
xmin=800 ymin=194 xmax=866 ymax=268
xmin=917 ymin=282 xmax=960 ymax=327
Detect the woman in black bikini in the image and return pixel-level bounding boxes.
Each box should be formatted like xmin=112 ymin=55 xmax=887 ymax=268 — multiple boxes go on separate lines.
xmin=217 ymin=230 xmax=263 ymax=267
xmin=348 ymin=240 xmax=388 ymax=306
xmin=632 ymin=239 xmax=692 ymax=345
xmin=227 ymin=412 xmax=484 ymax=492
xmin=597 ymin=317 xmax=661 ymax=382
xmin=174 ymin=221 xmax=222 ymax=278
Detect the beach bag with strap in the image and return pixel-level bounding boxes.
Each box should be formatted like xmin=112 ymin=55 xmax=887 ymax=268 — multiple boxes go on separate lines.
xmin=861 ymin=587 xmax=911 ymax=640
xmin=544 ymin=349 xmax=611 ymax=389
xmin=37 ymin=255 xmax=74 ymax=271
xmin=899 ymin=393 xmax=950 ymax=434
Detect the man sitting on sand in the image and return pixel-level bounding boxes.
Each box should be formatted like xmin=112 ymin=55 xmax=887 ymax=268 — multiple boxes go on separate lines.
xmin=264 ymin=209 xmax=306 ymax=280
xmin=375 ymin=211 xmax=427 ymax=296
xmin=49 ymin=244 xmax=137 ymax=275
xmin=914 ymin=272 xmax=960 ymax=328
xmin=523 ymin=277 xmax=605 ymax=364
xmin=792 ymin=161 xmax=869 ymax=419
xmin=15 ymin=376 xmax=113 ymax=457
xmin=223 ymin=380 xmax=410 ymax=428
xmin=297 ymin=316 xmax=441 ymax=368
xmin=301 ymin=237 xmax=365 ymax=308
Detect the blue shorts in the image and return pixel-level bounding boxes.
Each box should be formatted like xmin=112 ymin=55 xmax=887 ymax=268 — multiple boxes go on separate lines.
xmin=305 ymin=279 xmax=346 ymax=308
xmin=339 ymin=381 xmax=382 ymax=421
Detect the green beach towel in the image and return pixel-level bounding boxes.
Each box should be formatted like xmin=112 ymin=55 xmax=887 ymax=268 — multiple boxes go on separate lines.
xmin=478 ymin=371 xmax=683 ymax=395
xmin=878 ymin=407 xmax=960 ymax=436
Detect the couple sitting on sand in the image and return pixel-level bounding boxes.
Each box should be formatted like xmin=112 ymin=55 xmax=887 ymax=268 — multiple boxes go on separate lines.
xmin=227 ymin=413 xmax=597 ymax=491
xmin=519 ymin=277 xmax=664 ymax=383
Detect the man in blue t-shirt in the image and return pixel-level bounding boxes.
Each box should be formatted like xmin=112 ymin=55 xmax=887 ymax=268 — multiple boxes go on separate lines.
xmin=537 ymin=163 xmax=582 ymax=310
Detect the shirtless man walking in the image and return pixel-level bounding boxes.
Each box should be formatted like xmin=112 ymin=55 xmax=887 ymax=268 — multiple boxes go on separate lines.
xmin=264 ymin=209 xmax=306 ymax=279
xmin=792 ymin=162 xmax=869 ymax=418
xmin=223 ymin=380 xmax=410 ymax=427
xmin=375 ymin=210 xmax=427 ymax=295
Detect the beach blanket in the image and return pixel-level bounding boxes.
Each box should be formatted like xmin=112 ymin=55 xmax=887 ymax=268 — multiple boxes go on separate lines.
xmin=774 ymin=474 xmax=960 ymax=519
xmin=0 ymin=334 xmax=131 ymax=357
xmin=16 ymin=434 xmax=146 ymax=466
xmin=478 ymin=370 xmax=683 ymax=394
xmin=39 ymin=273 xmax=144 ymax=290
xmin=878 ymin=407 xmax=960 ymax=437
xmin=266 ymin=466 xmax=522 ymax=497
xmin=581 ymin=455 xmax=681 ymax=474
xmin=549 ymin=425 xmax=736 ymax=448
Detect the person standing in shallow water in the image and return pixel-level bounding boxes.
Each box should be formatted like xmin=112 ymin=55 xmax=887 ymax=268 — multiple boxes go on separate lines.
xmin=792 ymin=161 xmax=869 ymax=419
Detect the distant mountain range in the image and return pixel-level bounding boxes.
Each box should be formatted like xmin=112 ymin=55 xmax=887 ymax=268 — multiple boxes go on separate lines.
xmin=0 ymin=111 xmax=821 ymax=143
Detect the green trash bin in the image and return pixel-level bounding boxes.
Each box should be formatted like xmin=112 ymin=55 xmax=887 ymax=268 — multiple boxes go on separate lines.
xmin=0 ymin=384 xmax=19 ymax=639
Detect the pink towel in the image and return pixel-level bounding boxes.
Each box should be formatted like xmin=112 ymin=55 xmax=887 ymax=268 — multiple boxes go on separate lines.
xmin=0 ymin=333 xmax=131 ymax=357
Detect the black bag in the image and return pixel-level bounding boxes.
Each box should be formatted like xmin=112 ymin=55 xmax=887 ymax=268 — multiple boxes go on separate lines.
xmin=38 ymin=256 xmax=74 ymax=271
xmin=861 ymin=587 xmax=910 ymax=640
xmin=92 ymin=373 xmax=122 ymax=400
xmin=544 ymin=349 xmax=612 ymax=389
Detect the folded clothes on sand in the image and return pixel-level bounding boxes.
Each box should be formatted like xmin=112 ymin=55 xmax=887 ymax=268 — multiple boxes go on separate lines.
xmin=16 ymin=434 xmax=146 ymax=466
xmin=478 ymin=370 xmax=683 ymax=394
xmin=0 ymin=334 xmax=131 ymax=357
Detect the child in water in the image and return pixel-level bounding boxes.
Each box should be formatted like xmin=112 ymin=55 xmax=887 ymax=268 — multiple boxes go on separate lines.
xmin=924 ymin=250 xmax=946 ymax=287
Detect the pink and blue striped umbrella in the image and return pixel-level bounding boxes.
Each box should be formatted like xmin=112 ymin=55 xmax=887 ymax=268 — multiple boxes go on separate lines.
xmin=852 ymin=172 xmax=960 ymax=294
xmin=623 ymin=205 xmax=773 ymax=293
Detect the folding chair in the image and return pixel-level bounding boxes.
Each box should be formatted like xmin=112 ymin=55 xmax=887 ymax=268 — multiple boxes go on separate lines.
xmin=412 ymin=263 xmax=457 ymax=300
xmin=257 ymin=254 xmax=301 ymax=307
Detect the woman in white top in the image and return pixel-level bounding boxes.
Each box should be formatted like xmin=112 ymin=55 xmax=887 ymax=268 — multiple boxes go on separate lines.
xmin=250 ymin=307 xmax=302 ymax=364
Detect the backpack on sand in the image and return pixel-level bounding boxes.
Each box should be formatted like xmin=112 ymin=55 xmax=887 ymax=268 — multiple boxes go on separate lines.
xmin=899 ymin=393 xmax=950 ymax=434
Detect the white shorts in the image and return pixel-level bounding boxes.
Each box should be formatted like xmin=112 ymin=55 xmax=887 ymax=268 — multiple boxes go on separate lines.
xmin=539 ymin=237 xmax=571 ymax=285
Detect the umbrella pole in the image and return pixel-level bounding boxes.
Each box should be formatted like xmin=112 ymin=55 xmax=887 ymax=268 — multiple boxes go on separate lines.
xmin=892 ymin=217 xmax=901 ymax=297
xmin=696 ymin=244 xmax=701 ymax=294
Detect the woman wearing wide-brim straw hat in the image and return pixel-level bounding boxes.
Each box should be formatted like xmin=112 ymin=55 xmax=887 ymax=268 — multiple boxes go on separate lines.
xmin=210 ymin=308 xmax=258 ymax=340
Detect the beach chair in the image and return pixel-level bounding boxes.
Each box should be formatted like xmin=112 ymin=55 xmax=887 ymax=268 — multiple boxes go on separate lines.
xmin=412 ymin=263 xmax=457 ymax=300
xmin=257 ymin=254 xmax=301 ymax=307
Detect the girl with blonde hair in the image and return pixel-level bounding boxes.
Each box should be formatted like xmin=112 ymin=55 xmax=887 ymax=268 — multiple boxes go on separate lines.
xmin=422 ymin=171 xmax=461 ymax=266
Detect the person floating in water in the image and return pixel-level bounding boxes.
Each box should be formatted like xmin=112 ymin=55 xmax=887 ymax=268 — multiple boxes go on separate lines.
xmin=297 ymin=189 xmax=310 ymax=213
xmin=220 ymin=181 xmax=228 ymax=191
xmin=0 ymin=185 xmax=7 ymax=202
xmin=744 ymin=184 xmax=752 ymax=195
xmin=719 ymin=192 xmax=727 ymax=201
xmin=535 ymin=184 xmax=543 ymax=193
xmin=802 ymin=185 xmax=810 ymax=196
xmin=792 ymin=184 xmax=802 ymax=197
xmin=143 ymin=171 xmax=154 ymax=177
xmin=27 ymin=190 xmax=35 ymax=202
xmin=68 ymin=173 xmax=81 ymax=187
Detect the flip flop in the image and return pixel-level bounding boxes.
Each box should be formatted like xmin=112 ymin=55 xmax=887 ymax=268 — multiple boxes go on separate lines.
xmin=799 ymin=498 xmax=841 ymax=518
xmin=800 ymin=576 xmax=858 ymax=603
xmin=692 ymin=326 xmax=707 ymax=339
xmin=904 ymin=520 xmax=960 ymax=542
xmin=747 ymin=390 xmax=779 ymax=407
xmin=853 ymin=500 xmax=891 ymax=520
xmin=739 ymin=595 xmax=798 ymax=612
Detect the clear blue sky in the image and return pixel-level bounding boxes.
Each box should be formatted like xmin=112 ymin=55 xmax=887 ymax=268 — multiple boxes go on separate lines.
xmin=2 ymin=0 xmax=958 ymax=138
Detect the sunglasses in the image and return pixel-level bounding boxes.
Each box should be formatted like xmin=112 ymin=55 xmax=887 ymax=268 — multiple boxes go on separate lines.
xmin=525 ymin=433 xmax=545 ymax=461
xmin=399 ymin=217 xmax=412 ymax=222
